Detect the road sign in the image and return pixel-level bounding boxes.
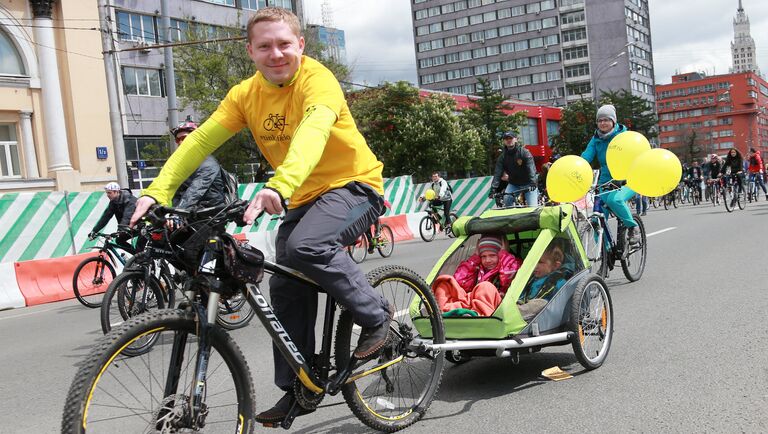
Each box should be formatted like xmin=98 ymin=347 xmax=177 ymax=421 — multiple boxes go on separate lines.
xmin=96 ymin=147 xmax=108 ymax=160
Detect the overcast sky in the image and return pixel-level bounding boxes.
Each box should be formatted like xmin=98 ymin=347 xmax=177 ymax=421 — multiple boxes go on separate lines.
xmin=303 ymin=0 xmax=768 ymax=87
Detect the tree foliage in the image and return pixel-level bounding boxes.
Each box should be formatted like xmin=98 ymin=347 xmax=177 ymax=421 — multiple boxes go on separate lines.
xmin=459 ymin=78 xmax=528 ymax=173
xmin=172 ymin=22 xmax=352 ymax=180
xmin=348 ymin=81 xmax=484 ymax=181
xmin=552 ymin=90 xmax=658 ymax=157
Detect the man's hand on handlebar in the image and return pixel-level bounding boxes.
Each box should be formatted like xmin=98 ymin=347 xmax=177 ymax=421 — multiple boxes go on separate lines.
xmin=244 ymin=188 xmax=283 ymax=224
xmin=130 ymin=196 xmax=157 ymax=228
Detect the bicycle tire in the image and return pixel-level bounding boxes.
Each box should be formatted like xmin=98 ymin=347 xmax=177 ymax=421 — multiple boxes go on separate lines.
xmin=72 ymin=256 xmax=115 ymax=309
xmin=578 ymin=219 xmax=607 ymax=278
xmin=217 ymin=292 xmax=256 ymax=330
xmin=446 ymin=213 xmax=459 ymax=238
xmin=334 ymin=265 xmax=445 ymax=432
xmin=737 ymin=187 xmax=746 ymax=210
xmin=62 ymin=309 xmax=255 ymax=434
xmin=100 ymin=270 xmax=165 ymax=336
xmin=419 ymin=215 xmax=436 ymax=242
xmin=347 ymin=235 xmax=368 ymax=263
xmin=723 ymin=185 xmax=735 ymax=212
xmin=663 ymin=195 xmax=670 ymax=210
xmin=568 ymin=274 xmax=613 ymax=370
xmin=376 ymin=224 xmax=395 ymax=258
xmin=620 ymin=215 xmax=647 ymax=282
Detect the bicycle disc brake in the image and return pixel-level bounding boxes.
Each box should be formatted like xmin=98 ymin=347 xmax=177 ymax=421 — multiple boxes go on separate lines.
xmin=153 ymin=393 xmax=198 ymax=432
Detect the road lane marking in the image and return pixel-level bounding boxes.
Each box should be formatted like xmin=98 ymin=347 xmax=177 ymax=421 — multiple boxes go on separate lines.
xmin=646 ymin=227 xmax=676 ymax=237
xmin=0 ymin=306 xmax=59 ymax=321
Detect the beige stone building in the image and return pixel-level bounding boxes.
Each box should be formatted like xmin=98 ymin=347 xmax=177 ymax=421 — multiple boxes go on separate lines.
xmin=1 ymin=0 xmax=115 ymax=192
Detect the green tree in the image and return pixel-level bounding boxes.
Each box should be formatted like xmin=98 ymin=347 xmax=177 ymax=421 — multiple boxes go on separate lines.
xmin=459 ymin=78 xmax=528 ymax=173
xmin=348 ymin=81 xmax=484 ymax=180
xmin=599 ymin=89 xmax=657 ymax=140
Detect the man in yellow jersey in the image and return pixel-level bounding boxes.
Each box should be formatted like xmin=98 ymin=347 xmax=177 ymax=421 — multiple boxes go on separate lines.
xmin=129 ymin=7 xmax=392 ymax=423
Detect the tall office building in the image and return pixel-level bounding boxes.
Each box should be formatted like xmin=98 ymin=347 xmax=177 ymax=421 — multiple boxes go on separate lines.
xmin=730 ymin=0 xmax=759 ymax=75
xmin=410 ymin=0 xmax=655 ymax=106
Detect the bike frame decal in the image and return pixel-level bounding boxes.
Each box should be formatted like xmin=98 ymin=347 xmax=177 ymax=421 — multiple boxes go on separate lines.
xmin=244 ymin=282 xmax=323 ymax=393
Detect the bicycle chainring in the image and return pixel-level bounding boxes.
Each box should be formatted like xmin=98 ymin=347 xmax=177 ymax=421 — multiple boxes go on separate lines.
xmin=293 ymin=378 xmax=325 ymax=410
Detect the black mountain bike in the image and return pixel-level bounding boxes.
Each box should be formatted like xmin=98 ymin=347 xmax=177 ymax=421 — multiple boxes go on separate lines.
xmin=62 ymin=201 xmax=445 ymax=433
xmin=722 ymin=173 xmax=746 ymax=213
xmin=71 ymin=232 xmax=133 ymax=308
xmin=419 ymin=200 xmax=457 ymax=242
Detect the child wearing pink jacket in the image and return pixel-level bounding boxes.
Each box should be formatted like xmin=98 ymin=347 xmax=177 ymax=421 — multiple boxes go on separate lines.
xmin=432 ymin=235 xmax=522 ymax=316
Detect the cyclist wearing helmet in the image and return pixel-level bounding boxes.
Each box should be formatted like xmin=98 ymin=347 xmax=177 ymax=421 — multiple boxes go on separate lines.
xmin=581 ymin=104 xmax=641 ymax=245
xmin=130 ymin=8 xmax=390 ymax=423
xmin=170 ymin=116 xmax=228 ymax=209
xmin=89 ymin=182 xmax=137 ymax=252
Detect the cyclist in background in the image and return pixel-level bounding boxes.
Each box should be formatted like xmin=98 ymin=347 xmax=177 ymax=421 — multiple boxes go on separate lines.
xmin=686 ymin=160 xmax=704 ymax=201
xmin=581 ymin=104 xmax=641 ymax=245
xmin=490 ymin=131 xmax=538 ymax=207
xmin=707 ymin=154 xmax=722 ymax=202
xmin=720 ymin=148 xmax=745 ymax=194
xmin=419 ymin=171 xmax=453 ymax=230
xmin=170 ymin=117 xmax=229 ymax=210
xmin=89 ymin=182 xmax=137 ymax=253
xmin=747 ymin=148 xmax=767 ymax=201
xmin=129 ymin=8 xmax=391 ymax=424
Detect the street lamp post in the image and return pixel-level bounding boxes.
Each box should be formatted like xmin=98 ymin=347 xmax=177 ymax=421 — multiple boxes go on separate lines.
xmin=591 ymin=41 xmax=636 ymax=102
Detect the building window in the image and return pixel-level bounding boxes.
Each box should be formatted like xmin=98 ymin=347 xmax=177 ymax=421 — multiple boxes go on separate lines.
xmin=563 ymin=45 xmax=588 ymax=60
xmin=169 ymin=19 xmax=189 ymax=42
xmin=202 ymin=0 xmax=235 ymax=5
xmin=242 ymin=0 xmax=268 ymax=9
xmin=123 ymin=67 xmax=164 ymax=97
xmin=0 ymin=124 xmax=21 ymax=178
xmin=562 ymin=27 xmax=587 ymax=43
xmin=116 ymin=11 xmax=157 ymax=43
xmin=561 ymin=10 xmax=585 ymax=25
xmin=565 ymin=63 xmax=590 ymax=78
xmin=520 ymin=118 xmax=539 ymax=145
xmin=0 ymin=30 xmax=25 ymax=75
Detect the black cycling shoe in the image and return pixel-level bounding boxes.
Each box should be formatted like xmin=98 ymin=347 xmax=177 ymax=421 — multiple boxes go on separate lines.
xmin=354 ymin=304 xmax=394 ymax=359
xmin=254 ymin=391 xmax=315 ymax=425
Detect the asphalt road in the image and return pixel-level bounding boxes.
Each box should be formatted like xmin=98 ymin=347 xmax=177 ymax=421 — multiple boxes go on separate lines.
xmin=1 ymin=201 xmax=767 ymax=433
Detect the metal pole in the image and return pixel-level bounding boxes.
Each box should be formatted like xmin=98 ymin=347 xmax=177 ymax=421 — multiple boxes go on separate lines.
xmin=97 ymin=0 xmax=129 ymax=187
xmin=160 ymin=0 xmax=179 ymax=151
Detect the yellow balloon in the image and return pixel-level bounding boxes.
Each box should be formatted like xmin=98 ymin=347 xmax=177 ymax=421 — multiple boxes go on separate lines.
xmin=626 ymin=148 xmax=682 ymax=197
xmin=606 ymin=131 xmax=651 ymax=180
xmin=546 ymin=155 xmax=593 ymax=203
xmin=424 ymin=189 xmax=436 ymax=200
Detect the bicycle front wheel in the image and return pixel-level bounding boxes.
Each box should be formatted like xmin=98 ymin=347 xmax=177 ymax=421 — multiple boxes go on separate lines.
xmin=62 ymin=310 xmax=255 ymax=434
xmin=737 ymin=187 xmax=746 ymax=210
xmin=72 ymin=256 xmax=115 ymax=308
xmin=334 ymin=265 xmax=445 ymax=432
xmin=376 ymin=224 xmax=395 ymax=258
xmin=620 ymin=215 xmax=647 ymax=282
xmin=100 ymin=270 xmax=165 ymax=335
xmin=217 ymin=292 xmax=256 ymax=330
xmin=578 ymin=219 xmax=607 ymax=278
xmin=419 ymin=215 xmax=436 ymax=242
xmin=723 ymin=185 xmax=735 ymax=212
xmin=347 ymin=235 xmax=368 ymax=263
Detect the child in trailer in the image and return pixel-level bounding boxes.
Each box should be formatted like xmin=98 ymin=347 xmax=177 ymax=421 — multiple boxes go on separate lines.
xmin=432 ymin=235 xmax=522 ymax=317
xmin=517 ymin=243 xmax=568 ymax=321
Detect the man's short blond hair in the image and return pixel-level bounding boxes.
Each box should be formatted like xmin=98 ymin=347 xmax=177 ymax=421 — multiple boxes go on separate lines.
xmin=246 ymin=7 xmax=302 ymax=43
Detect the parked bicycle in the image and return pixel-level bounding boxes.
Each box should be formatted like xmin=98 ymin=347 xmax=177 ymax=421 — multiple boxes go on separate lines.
xmin=576 ymin=183 xmax=647 ymax=282
xmin=347 ymin=220 xmax=395 ymax=263
xmin=62 ymin=200 xmax=445 ymax=433
xmin=419 ymin=201 xmax=458 ymax=242
xmin=71 ymin=231 xmax=133 ymax=308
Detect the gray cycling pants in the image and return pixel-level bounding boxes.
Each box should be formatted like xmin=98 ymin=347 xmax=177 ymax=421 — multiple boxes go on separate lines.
xmin=269 ymin=182 xmax=389 ymax=390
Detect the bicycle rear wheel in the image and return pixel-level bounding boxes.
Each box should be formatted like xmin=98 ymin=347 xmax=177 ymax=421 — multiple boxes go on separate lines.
xmin=347 ymin=235 xmax=368 ymax=263
xmin=620 ymin=215 xmax=647 ymax=282
xmin=62 ymin=310 xmax=255 ymax=434
xmin=419 ymin=215 xmax=436 ymax=242
xmin=376 ymin=224 xmax=395 ymax=258
xmin=334 ymin=265 xmax=445 ymax=432
xmin=72 ymin=256 xmax=116 ymax=308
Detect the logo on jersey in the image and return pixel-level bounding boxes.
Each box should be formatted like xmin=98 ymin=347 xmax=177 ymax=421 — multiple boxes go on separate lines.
xmin=263 ymin=113 xmax=287 ymax=132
